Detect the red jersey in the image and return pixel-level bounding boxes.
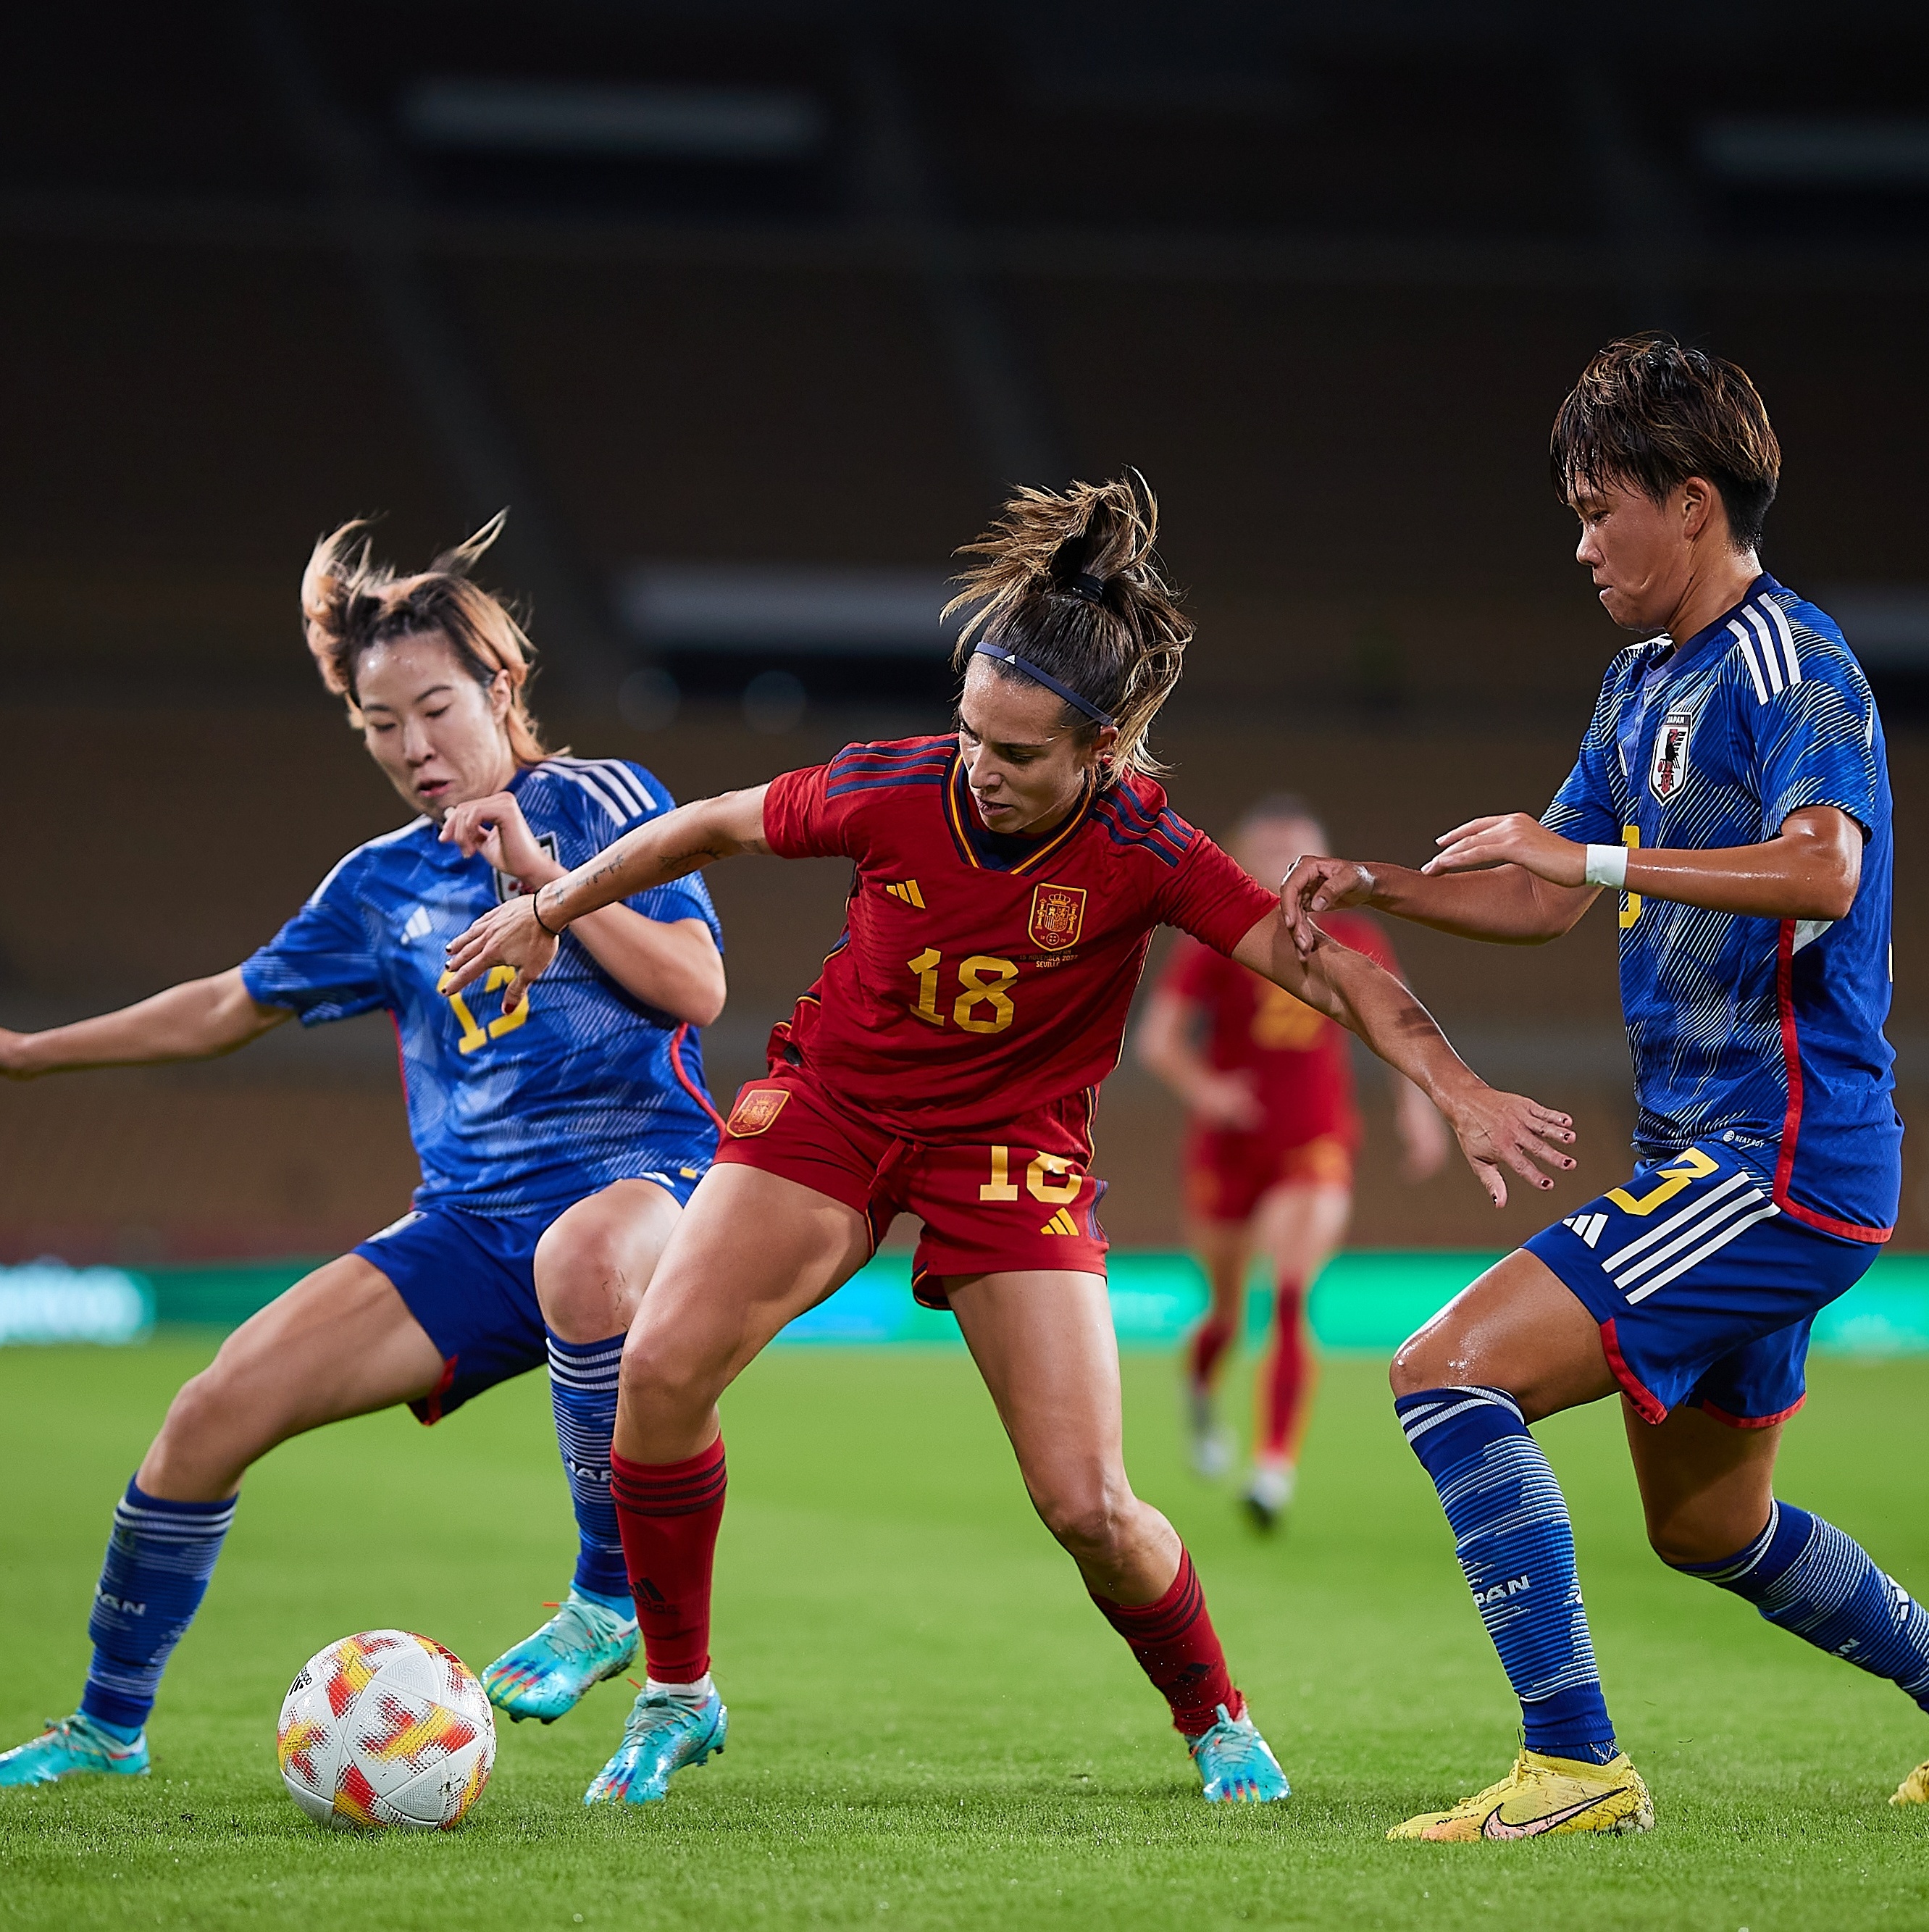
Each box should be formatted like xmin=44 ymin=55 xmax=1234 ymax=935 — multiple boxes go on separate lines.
xmin=1161 ymin=909 xmax=1402 ymax=1150
xmin=761 ymin=737 xmax=1278 ymax=1154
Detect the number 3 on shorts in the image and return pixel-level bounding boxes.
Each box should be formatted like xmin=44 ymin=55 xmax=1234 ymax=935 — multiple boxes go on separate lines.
xmin=1605 ymin=1145 xmax=1718 ymax=1217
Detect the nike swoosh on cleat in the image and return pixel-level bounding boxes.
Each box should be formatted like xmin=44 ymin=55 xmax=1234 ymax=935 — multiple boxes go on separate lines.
xmin=1481 ymin=1786 xmax=1630 ymax=1839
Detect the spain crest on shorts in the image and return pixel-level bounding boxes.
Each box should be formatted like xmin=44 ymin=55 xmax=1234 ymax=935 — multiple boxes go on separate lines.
xmin=1649 ymin=706 xmax=1694 ymax=802
xmin=1028 ymin=882 xmax=1086 ymax=952
xmin=726 ymin=1087 xmax=790 ymax=1137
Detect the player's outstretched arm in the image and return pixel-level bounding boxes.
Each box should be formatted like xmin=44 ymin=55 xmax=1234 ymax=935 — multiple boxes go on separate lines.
xmin=1279 ymin=851 xmax=1597 ymax=956
xmin=441 ymin=785 xmax=771 ymax=1010
xmin=1231 ymin=914 xmax=1576 ymax=1208
xmin=0 ymin=967 xmax=290 ymax=1081
xmin=1422 ymin=806 xmax=1861 ymax=921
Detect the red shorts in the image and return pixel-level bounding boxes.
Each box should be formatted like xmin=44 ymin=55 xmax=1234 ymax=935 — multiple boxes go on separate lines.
xmin=1182 ymin=1129 xmax=1355 ymax=1226
xmin=713 ymin=1068 xmax=1109 ymax=1307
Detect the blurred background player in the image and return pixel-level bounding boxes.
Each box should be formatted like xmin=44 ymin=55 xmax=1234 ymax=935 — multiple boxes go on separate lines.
xmin=444 ymin=474 xmax=1578 ymax=1810
xmin=1137 ymin=795 xmax=1447 ymax=1528
xmin=0 ymin=519 xmax=724 ymax=1789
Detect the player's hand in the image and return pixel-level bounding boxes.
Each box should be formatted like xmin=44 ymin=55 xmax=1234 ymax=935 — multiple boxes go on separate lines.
xmin=1440 ymin=1082 xmax=1576 ymax=1208
xmin=1424 ymin=813 xmax=1586 ymax=887
xmin=441 ymin=895 xmax=558 ymax=1012
xmin=1281 ymin=856 xmax=1376 ymax=958
xmin=439 ymin=792 xmax=564 ymax=891
xmin=1192 ymin=1069 xmax=1263 ymax=1132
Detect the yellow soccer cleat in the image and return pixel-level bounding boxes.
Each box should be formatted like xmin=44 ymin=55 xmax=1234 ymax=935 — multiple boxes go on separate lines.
xmin=1389 ymin=1748 xmax=1653 ymax=1841
xmin=1890 ymin=1760 xmax=1929 ymax=1806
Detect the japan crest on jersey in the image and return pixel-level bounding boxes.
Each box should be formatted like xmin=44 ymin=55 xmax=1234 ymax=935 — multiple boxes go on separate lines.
xmin=1028 ymin=883 xmax=1087 ymax=953
xmin=1648 ymin=707 xmax=1695 ymax=802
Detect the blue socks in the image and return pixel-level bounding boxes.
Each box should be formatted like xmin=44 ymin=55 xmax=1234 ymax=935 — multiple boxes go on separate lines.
xmin=1674 ymin=1501 xmax=1929 ymax=1709
xmin=80 ymin=1481 xmax=235 ymax=1733
xmin=547 ymin=1332 xmax=634 ymax=1606
xmin=1397 ymin=1387 xmax=1618 ymax=1763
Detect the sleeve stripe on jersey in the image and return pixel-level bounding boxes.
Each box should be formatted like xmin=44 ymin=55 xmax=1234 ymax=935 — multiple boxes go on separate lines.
xmin=1762 ymin=598 xmax=1802 ymax=686
xmin=551 ymin=756 xmax=656 ymax=818
xmin=1745 ymin=603 xmax=1798 ymax=695
xmin=1729 ymin=614 xmax=1776 ymax=704
xmin=827 ymin=771 xmax=948 ymax=798
xmin=543 ymin=761 xmax=636 ymax=826
xmin=826 ymin=737 xmax=953 ymax=769
xmin=1092 ymin=792 xmax=1190 ymax=867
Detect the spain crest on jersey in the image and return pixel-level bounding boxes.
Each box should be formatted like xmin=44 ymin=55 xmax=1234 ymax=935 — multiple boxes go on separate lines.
xmin=1649 ymin=707 xmax=1694 ymax=802
xmin=1028 ymin=883 xmax=1086 ymax=953
xmin=725 ymin=1087 xmax=790 ymax=1137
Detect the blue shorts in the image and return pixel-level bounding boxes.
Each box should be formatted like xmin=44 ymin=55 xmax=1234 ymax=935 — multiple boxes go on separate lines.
xmin=1525 ymin=1139 xmax=1879 ymax=1429
xmin=354 ymin=1166 xmax=703 ymax=1424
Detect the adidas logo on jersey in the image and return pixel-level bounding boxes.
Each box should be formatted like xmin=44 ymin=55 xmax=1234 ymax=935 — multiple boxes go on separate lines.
xmin=1039 ymin=1208 xmax=1081 ymax=1237
xmin=399 ymin=905 xmax=432 ymax=942
xmin=1563 ymin=1211 xmax=1609 ymax=1248
xmin=883 ymin=879 xmax=926 ymax=908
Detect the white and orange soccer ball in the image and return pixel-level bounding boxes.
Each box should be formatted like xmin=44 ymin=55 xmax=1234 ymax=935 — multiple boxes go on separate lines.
xmin=277 ymin=1630 xmax=496 ymax=1831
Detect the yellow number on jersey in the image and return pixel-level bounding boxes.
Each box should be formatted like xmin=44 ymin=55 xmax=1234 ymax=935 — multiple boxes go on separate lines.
xmin=447 ymin=966 xmax=531 ymax=1057
xmin=1605 ymin=1145 xmax=1717 ymax=1216
xmin=905 ymin=950 xmax=1019 ymax=1035
xmin=1619 ymin=824 xmax=1642 ymax=931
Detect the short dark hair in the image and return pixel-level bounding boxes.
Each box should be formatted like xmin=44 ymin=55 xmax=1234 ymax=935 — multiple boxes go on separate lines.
xmin=1550 ymin=335 xmax=1781 ymax=552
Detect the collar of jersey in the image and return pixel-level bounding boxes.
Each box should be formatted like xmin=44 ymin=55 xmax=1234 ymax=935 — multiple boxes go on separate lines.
xmin=944 ymin=753 xmax=1098 ymax=874
xmin=1639 ymin=572 xmax=1783 ymax=687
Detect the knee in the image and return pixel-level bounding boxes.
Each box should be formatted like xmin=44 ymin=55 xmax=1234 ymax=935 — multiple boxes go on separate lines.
xmin=1034 ymin=1484 xmax=1134 ymax=1565
xmin=1645 ymin=1509 xmax=1757 ymax=1571
xmin=616 ymin=1329 xmax=708 ymax=1418
xmin=156 ymin=1360 xmax=237 ymax=1450
xmin=537 ymin=1229 xmax=636 ymax=1343
xmin=1388 ymin=1334 xmax=1439 ymax=1400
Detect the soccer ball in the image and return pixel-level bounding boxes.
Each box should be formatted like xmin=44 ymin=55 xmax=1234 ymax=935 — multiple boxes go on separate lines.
xmin=277 ymin=1630 xmax=496 ymax=1831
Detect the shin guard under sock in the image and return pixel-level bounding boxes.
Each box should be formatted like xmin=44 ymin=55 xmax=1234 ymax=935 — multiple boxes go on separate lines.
xmin=609 ymin=1439 xmax=727 ymax=1685
xmin=80 ymin=1481 xmax=235 ymax=1731
xmin=1090 ymin=1547 xmax=1241 ymax=1737
xmin=1259 ymin=1278 xmax=1307 ymax=1460
xmin=1674 ymin=1501 xmax=1929 ymax=1710
xmin=1397 ymin=1387 xmax=1618 ymax=1762
xmin=545 ymin=1332 xmax=632 ymax=1602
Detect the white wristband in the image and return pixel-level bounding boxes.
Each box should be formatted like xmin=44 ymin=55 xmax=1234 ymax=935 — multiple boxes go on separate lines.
xmin=1583 ymin=842 xmax=1629 ymax=890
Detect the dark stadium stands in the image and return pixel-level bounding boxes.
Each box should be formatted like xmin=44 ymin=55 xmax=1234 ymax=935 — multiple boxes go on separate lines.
xmin=1 ymin=1 xmax=1924 ymax=1258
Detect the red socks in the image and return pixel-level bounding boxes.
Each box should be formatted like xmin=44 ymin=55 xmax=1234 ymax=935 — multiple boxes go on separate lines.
xmin=608 ymin=1438 xmax=727 ymax=1684
xmin=1089 ymin=1547 xmax=1242 ymax=1736
xmin=1188 ymin=1313 xmax=1236 ymax=1390
xmin=1260 ymin=1277 xmax=1307 ymax=1460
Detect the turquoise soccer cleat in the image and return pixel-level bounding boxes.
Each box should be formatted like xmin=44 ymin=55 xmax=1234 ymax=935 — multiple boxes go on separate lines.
xmin=583 ymin=1689 xmax=727 ymax=1806
xmin=483 ymin=1590 xmax=640 ymax=1723
xmin=0 ymin=1713 xmax=150 ymax=1787
xmin=1189 ymin=1703 xmax=1290 ymax=1804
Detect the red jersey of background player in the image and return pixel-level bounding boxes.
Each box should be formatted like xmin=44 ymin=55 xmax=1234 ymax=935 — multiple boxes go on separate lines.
xmin=1158 ymin=911 xmax=1403 ymax=1153
xmin=761 ymin=737 xmax=1279 ymax=1152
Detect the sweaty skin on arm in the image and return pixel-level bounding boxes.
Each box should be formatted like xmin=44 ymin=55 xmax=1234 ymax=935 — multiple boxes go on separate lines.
xmin=0 ymin=967 xmax=290 ymax=1079
xmin=1279 ymin=804 xmax=1861 ymax=955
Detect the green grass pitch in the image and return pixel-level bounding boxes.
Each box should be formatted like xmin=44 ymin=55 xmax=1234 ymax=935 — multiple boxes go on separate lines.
xmin=4 ymin=1332 xmax=1929 ymax=1930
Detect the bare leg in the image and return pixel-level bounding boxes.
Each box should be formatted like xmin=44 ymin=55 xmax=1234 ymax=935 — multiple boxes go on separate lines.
xmin=535 ymin=1176 xmax=683 ymax=1342
xmin=950 ymin=1269 xmax=1179 ymax=1603
xmin=1247 ymin=1181 xmax=1350 ymax=1468
xmin=1388 ymin=1247 xmax=1616 ymax=1418
xmin=1185 ymin=1221 xmax=1249 ymax=1394
xmin=137 ymin=1255 xmax=444 ymax=1502
xmin=1622 ymin=1400 xmax=1781 ymax=1565
xmin=614 ymin=1165 xmax=872 ymax=1463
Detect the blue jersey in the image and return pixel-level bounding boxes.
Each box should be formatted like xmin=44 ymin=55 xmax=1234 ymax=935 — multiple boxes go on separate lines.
xmin=1543 ymin=574 xmax=1900 ymax=1242
xmin=241 ymin=756 xmax=723 ymax=1216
